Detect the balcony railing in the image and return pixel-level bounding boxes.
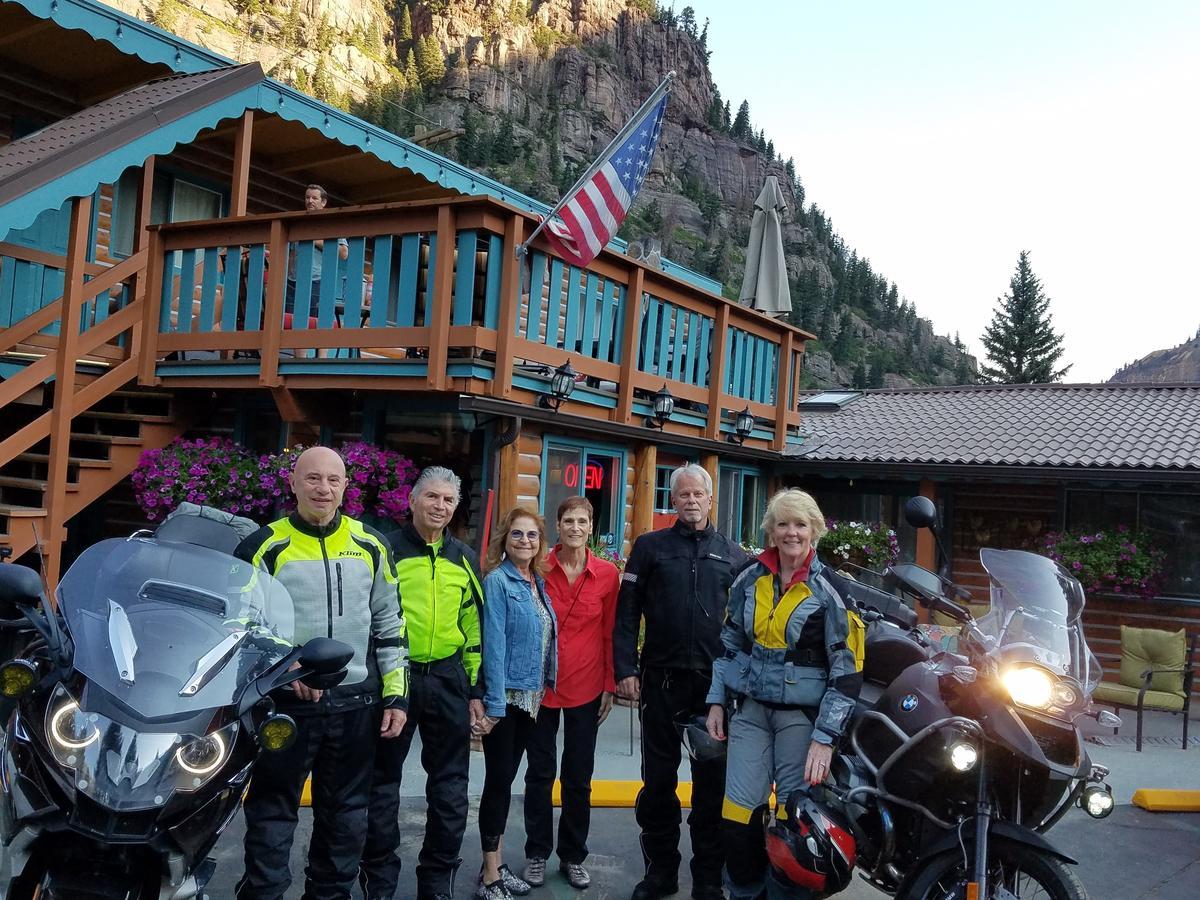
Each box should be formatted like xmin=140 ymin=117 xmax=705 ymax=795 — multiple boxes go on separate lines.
xmin=143 ymin=196 xmax=805 ymax=449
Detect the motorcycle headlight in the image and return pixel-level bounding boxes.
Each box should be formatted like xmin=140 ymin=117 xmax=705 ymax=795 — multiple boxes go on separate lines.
xmin=172 ymin=722 xmax=238 ymax=792
xmin=48 ymin=696 xmax=100 ymax=754
xmin=1052 ymin=681 xmax=1080 ymax=709
xmin=948 ymin=741 xmax=979 ymax=772
xmin=1002 ymin=666 xmax=1055 ymax=709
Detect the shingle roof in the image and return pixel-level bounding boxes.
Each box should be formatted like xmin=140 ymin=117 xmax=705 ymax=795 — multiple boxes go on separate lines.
xmin=0 ymin=64 xmax=263 ymax=206
xmin=787 ymin=384 xmax=1200 ymax=471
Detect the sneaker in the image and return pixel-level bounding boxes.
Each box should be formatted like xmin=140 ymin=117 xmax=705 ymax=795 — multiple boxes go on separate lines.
xmin=560 ymin=862 xmax=591 ymax=890
xmin=499 ymin=864 xmax=532 ymax=897
xmin=523 ymin=858 xmax=547 ymax=888
xmin=475 ymin=879 xmax=510 ymax=900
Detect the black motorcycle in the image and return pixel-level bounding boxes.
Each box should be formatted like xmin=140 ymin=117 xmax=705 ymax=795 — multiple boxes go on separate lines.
xmin=822 ymin=497 xmax=1118 ymax=899
xmin=0 ymin=515 xmax=351 ymax=898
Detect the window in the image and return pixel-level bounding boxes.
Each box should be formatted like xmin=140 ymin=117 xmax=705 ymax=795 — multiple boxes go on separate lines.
xmin=112 ymin=168 xmax=228 ymax=259
xmin=1067 ymin=489 xmax=1200 ymax=598
xmin=718 ymin=465 xmax=764 ymax=547
xmin=654 ymin=465 xmax=674 ymax=513
xmin=808 ymin=489 xmax=918 ymax=563
xmin=542 ymin=442 xmax=625 ymax=549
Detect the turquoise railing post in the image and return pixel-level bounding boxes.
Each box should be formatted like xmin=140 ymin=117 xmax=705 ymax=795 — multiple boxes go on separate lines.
xmin=452 ymin=230 xmax=478 ymax=327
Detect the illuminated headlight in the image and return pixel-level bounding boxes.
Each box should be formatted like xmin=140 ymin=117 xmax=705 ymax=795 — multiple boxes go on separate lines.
xmin=1081 ymin=783 xmax=1115 ymax=819
xmin=1002 ymin=666 xmax=1055 ymax=709
xmin=949 ymin=741 xmax=979 ymax=772
xmin=173 ymin=722 xmax=238 ymax=790
xmin=49 ymin=698 xmax=100 ymax=752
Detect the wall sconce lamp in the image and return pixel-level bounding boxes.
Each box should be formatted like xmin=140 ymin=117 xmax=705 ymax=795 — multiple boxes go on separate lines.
xmin=728 ymin=406 xmax=755 ymax=444
xmin=538 ymin=360 xmax=577 ymax=411
xmin=645 ymin=384 xmax=675 ymax=430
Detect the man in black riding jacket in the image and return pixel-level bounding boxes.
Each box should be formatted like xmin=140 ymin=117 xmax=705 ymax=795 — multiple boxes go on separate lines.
xmin=614 ymin=464 xmax=750 ymax=900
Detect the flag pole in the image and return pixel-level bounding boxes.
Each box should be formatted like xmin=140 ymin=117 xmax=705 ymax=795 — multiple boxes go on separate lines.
xmin=517 ymin=70 xmax=676 ymax=258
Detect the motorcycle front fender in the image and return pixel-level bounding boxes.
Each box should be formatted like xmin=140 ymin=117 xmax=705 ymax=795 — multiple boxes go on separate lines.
xmin=913 ymin=819 xmax=1078 ymax=870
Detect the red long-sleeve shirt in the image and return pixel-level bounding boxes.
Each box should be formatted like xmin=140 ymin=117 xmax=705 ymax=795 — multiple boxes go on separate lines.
xmin=541 ymin=546 xmax=620 ymax=709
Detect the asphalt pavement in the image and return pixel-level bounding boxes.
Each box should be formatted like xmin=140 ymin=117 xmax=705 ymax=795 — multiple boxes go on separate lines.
xmin=205 ymin=708 xmax=1200 ymax=899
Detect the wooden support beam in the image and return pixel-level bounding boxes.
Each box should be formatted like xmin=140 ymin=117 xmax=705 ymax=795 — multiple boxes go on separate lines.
xmin=258 ymin=219 xmax=288 ymax=387
xmin=426 ymin=205 xmax=457 ymax=391
xmin=615 ymin=266 xmax=644 ymax=425
xmin=632 ymin=443 xmax=657 ymax=541
xmin=230 ymin=111 xmax=254 ymax=217
xmin=129 ymin=157 xmax=156 ymax=363
xmin=915 ymin=479 xmax=939 ymax=572
xmin=497 ymin=438 xmax=520 ymax=521
xmin=704 ymin=305 xmax=730 ymax=440
xmin=772 ymin=330 xmax=794 ymax=451
xmin=491 ymin=215 xmax=524 ymax=399
xmin=700 ymin=453 xmax=720 ymax=525
xmin=43 ymin=196 xmax=91 ymax=589
xmin=269 ymin=144 xmax=365 ymax=175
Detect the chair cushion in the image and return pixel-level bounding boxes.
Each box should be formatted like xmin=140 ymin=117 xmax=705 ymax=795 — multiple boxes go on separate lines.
xmin=1119 ymin=625 xmax=1187 ymax=694
xmin=1093 ymin=679 xmax=1186 ymax=712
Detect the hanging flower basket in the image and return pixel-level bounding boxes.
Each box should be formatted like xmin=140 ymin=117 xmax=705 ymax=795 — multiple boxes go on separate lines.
xmin=132 ymin=438 xmax=418 ymax=526
xmin=1041 ymin=527 xmax=1164 ymax=599
xmin=818 ymin=520 xmax=900 ymax=571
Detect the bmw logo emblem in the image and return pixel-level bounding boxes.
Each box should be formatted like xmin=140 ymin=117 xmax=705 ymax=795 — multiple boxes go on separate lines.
xmin=900 ymin=693 xmax=919 ymax=712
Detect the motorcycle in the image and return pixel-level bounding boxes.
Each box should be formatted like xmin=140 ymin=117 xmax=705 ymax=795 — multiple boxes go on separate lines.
xmin=0 ymin=512 xmax=353 ymax=898
xmin=819 ymin=497 xmax=1119 ymax=899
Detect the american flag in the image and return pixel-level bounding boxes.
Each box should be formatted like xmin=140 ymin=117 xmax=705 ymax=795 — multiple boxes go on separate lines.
xmin=542 ymin=93 xmax=669 ymax=268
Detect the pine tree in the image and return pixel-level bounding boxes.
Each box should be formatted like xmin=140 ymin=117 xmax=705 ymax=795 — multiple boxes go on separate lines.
xmin=282 ymin=0 xmax=303 ymax=49
xmin=398 ymin=4 xmax=413 ymax=42
xmin=416 ymin=35 xmax=446 ymax=86
xmin=852 ymin=361 xmax=868 ymax=389
xmin=732 ymin=101 xmax=751 ymax=140
xmin=492 ymin=113 xmax=517 ymax=165
xmin=403 ymin=49 xmax=421 ymax=95
xmin=722 ymin=100 xmax=731 ymax=130
xmin=979 ymin=250 xmax=1071 ymax=383
xmin=707 ymin=89 xmax=724 ymax=131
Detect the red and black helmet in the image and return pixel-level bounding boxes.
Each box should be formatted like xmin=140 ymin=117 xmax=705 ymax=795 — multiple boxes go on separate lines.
xmin=765 ymin=793 xmax=856 ymax=897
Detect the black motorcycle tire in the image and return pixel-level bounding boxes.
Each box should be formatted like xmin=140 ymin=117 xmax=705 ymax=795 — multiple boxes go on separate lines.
xmin=902 ymin=838 xmax=1088 ymax=900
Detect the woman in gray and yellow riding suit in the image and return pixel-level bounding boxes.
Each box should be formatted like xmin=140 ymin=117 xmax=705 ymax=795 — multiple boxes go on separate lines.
xmin=705 ymin=490 xmax=864 ymax=900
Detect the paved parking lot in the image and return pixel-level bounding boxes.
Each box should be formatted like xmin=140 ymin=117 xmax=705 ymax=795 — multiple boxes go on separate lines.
xmin=206 ymin=708 xmax=1200 ymax=899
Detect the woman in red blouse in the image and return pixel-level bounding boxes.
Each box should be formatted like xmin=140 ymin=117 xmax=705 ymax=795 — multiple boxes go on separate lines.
xmin=520 ymin=496 xmax=620 ymax=891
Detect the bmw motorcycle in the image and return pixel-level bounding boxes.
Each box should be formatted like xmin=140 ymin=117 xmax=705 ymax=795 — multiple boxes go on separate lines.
xmin=817 ymin=497 xmax=1118 ymax=899
xmin=0 ymin=513 xmax=352 ymax=899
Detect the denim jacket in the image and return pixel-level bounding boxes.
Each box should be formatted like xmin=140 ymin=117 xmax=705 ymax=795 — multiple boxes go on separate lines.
xmin=481 ymin=559 xmax=558 ymax=717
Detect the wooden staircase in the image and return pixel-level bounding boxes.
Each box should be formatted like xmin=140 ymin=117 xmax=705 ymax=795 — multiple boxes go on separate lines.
xmin=0 ymin=378 xmax=188 ymax=563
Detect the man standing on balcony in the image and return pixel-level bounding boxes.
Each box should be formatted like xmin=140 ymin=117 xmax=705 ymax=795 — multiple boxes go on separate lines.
xmin=287 ymin=184 xmax=349 ymax=316
xmin=234 ymin=446 xmax=409 ymax=900
xmin=360 ymin=467 xmax=486 ymax=900
xmin=614 ymin=464 xmax=749 ymax=900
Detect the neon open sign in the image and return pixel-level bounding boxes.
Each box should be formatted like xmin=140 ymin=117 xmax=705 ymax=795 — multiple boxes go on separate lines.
xmin=562 ymin=460 xmax=605 ymax=490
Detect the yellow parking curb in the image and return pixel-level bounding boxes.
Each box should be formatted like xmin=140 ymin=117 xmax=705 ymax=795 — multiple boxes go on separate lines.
xmin=299 ymin=779 xmax=689 ymax=808
xmin=1132 ymin=789 xmax=1200 ymax=812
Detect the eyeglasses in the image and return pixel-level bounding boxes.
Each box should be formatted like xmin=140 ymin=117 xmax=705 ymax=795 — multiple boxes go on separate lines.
xmin=509 ymin=530 xmax=541 ymax=543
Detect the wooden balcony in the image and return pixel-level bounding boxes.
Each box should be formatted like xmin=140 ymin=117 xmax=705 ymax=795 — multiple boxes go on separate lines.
xmin=143 ymin=196 xmax=808 ymax=450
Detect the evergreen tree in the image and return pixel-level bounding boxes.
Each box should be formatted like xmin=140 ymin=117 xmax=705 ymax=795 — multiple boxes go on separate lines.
xmin=852 ymin=361 xmax=868 ymax=389
xmin=416 ymin=35 xmax=446 ymax=86
xmin=766 ymin=139 xmax=774 ymax=160
xmin=282 ymin=0 xmax=303 ymax=49
xmin=979 ymin=250 xmax=1071 ymax=383
xmin=707 ymin=89 xmax=725 ymax=131
xmin=732 ymin=100 xmax=751 ymax=139
xmin=680 ymin=6 xmax=697 ymax=38
xmin=398 ymin=3 xmax=413 ymax=42
xmin=868 ymin=352 xmax=886 ymax=388
xmin=403 ymin=49 xmax=421 ymax=95
xmin=492 ymin=113 xmax=517 ymax=165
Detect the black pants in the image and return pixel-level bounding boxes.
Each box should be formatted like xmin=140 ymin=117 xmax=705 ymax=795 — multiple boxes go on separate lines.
xmin=523 ymin=695 xmax=602 ymax=864
xmin=479 ymin=704 xmax=537 ymax=849
xmin=237 ymin=703 xmax=381 ymax=900
xmin=360 ymin=658 xmax=471 ymax=900
xmin=636 ymin=667 xmax=726 ymax=889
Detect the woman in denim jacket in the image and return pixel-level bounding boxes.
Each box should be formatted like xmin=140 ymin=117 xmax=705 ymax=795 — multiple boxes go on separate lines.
xmin=475 ymin=506 xmax=559 ymax=900
xmin=705 ymin=489 xmax=865 ymax=900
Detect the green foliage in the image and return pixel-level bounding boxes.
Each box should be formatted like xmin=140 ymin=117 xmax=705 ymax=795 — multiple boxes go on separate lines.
xmin=416 ymin=34 xmax=446 ymax=86
xmin=281 ymin=0 xmax=303 ymax=49
xmin=820 ymin=520 xmax=900 ymax=570
xmin=1041 ymin=528 xmax=1164 ymax=599
xmin=151 ymin=0 xmax=182 ymax=32
xmin=312 ymin=56 xmax=337 ymax=103
xmin=627 ymin=0 xmax=658 ymax=16
xmin=398 ymin=3 xmax=413 ymax=41
xmin=403 ymin=48 xmax=421 ymax=93
xmin=533 ymin=24 xmax=563 ymax=57
xmin=732 ymin=100 xmax=751 ymax=139
xmin=980 ymin=250 xmax=1071 ymax=383
xmin=315 ymin=13 xmax=336 ymax=53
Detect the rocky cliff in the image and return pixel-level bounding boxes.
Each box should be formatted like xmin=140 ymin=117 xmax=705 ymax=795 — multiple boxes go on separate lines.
xmin=1109 ymin=332 xmax=1200 ymax=384
xmin=109 ymin=0 xmax=976 ymax=387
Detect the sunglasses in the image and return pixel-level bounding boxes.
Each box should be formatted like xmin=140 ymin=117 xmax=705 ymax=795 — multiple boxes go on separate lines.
xmin=509 ymin=530 xmax=541 ymax=543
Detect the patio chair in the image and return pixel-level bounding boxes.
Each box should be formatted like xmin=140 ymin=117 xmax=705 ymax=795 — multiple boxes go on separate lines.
xmin=1092 ymin=625 xmax=1196 ymax=751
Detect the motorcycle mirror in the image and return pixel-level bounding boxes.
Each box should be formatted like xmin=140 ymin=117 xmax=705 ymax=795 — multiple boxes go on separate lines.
xmin=0 ymin=563 xmax=44 ymax=617
xmin=298 ymin=637 xmax=353 ymax=675
xmin=903 ymin=496 xmax=938 ymax=530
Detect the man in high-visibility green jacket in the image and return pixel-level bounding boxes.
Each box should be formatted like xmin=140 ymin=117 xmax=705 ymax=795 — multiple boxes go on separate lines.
xmin=235 ymin=446 xmax=408 ymax=900
xmin=361 ymin=466 xmax=486 ymax=900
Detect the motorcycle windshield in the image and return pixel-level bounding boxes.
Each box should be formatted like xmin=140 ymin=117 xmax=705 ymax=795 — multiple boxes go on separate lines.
xmin=977 ymin=549 xmax=1100 ymax=690
xmin=57 ymin=538 xmax=296 ymax=718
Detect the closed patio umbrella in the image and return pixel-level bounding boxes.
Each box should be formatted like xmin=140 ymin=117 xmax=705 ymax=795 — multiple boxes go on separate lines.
xmin=739 ymin=175 xmax=792 ymax=317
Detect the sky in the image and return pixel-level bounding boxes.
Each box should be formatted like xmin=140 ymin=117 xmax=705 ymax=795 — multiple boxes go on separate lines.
xmin=685 ymin=0 xmax=1200 ymax=382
